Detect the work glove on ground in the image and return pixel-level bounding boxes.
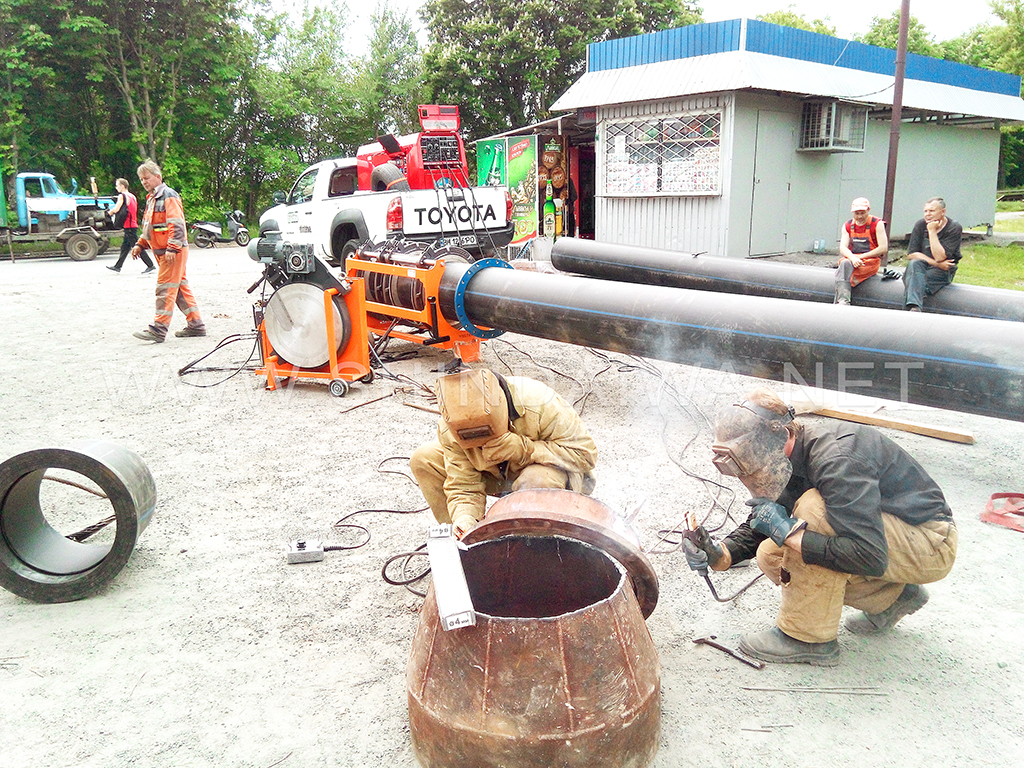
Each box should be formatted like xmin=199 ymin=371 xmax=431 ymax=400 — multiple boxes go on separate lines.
xmin=479 ymin=431 xmax=531 ymax=466
xmin=747 ymin=498 xmax=806 ymax=547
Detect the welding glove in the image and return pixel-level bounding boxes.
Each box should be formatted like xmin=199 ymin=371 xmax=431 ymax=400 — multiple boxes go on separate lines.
xmin=451 ymin=511 xmax=478 ymax=539
xmin=479 ymin=431 xmax=532 ymax=467
xmin=682 ymin=540 xmax=709 ymax=573
xmin=747 ymin=498 xmax=806 ymax=547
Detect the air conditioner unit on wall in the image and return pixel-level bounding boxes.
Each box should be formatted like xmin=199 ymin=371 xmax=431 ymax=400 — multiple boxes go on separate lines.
xmin=799 ymin=100 xmax=868 ymax=153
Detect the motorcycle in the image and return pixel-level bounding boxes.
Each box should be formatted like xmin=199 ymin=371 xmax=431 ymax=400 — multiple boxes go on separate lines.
xmin=191 ymin=210 xmax=251 ymax=248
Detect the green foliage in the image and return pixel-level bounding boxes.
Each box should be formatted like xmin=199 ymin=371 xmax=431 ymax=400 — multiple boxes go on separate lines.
xmin=989 ymin=0 xmax=1024 ymax=75
xmin=421 ymin=0 xmax=702 ymax=139
xmin=999 ymin=127 xmax=1024 ymax=189
xmin=957 ymin=243 xmax=1024 ymax=290
xmin=856 ymin=10 xmax=936 ymax=56
xmin=757 ymin=8 xmax=836 ymax=36
xmin=937 ymin=25 xmax=998 ymax=67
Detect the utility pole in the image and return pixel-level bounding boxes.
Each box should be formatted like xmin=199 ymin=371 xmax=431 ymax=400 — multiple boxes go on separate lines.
xmin=882 ymin=0 xmax=911 ymax=266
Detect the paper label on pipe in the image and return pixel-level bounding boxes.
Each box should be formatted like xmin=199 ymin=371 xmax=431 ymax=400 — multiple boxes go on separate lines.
xmin=426 ymin=525 xmax=476 ymax=631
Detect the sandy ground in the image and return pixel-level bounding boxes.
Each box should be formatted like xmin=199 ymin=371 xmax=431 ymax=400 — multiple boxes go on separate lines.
xmin=1 ymin=245 xmax=1023 ymax=768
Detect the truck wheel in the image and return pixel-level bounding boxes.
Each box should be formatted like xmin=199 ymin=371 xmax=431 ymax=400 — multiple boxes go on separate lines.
xmin=235 ymin=229 xmax=251 ymax=246
xmin=65 ymin=233 xmax=99 ymax=261
xmin=370 ymin=163 xmax=410 ymax=192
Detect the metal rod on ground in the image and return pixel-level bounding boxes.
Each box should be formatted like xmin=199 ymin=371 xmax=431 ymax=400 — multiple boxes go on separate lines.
xmin=437 ymin=263 xmax=1024 ymax=424
xmin=549 ymin=238 xmax=1024 ymax=323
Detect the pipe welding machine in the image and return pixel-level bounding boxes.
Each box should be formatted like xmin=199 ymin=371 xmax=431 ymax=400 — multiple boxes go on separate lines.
xmin=246 ymin=231 xmax=494 ymax=396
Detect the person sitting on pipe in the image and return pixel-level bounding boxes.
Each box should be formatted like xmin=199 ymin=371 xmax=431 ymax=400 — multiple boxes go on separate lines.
xmin=835 ymin=197 xmax=887 ymax=305
xmin=410 ymin=368 xmax=597 ymax=538
xmin=685 ymin=386 xmax=957 ymax=666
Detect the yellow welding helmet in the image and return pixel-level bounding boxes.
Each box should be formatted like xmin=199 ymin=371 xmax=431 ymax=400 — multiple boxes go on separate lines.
xmin=435 ymin=369 xmax=510 ymax=449
xmin=712 ymin=399 xmax=793 ymax=501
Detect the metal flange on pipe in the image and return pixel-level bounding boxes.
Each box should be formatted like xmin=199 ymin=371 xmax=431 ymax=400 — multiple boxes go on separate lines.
xmin=438 ymin=262 xmax=1024 ymax=424
xmin=0 ymin=440 xmax=156 ymax=603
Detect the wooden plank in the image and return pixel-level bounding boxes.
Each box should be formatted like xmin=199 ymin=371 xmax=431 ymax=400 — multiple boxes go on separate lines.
xmin=790 ymin=401 xmax=976 ymax=444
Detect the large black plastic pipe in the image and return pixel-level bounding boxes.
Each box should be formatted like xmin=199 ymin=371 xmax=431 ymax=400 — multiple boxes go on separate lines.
xmin=549 ymin=238 xmax=1024 ymax=323
xmin=439 ymin=263 xmax=1024 ymax=423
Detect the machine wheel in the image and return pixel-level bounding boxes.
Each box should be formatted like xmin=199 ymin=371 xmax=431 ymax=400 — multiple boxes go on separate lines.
xmin=65 ymin=233 xmax=99 ymax=261
xmin=97 ymin=237 xmax=111 ymax=255
xmin=339 ymin=238 xmax=360 ymax=272
xmin=194 ymin=231 xmax=215 ymax=249
xmin=329 ymin=379 xmax=350 ymax=397
xmin=235 ymin=229 xmax=251 ymax=247
xmin=359 ymin=370 xmax=375 ymax=384
xmin=370 ymin=163 xmax=410 ymax=192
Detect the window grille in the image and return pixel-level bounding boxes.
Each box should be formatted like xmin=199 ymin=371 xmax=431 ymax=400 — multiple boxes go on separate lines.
xmin=799 ymin=101 xmax=868 ymax=152
xmin=603 ymin=111 xmax=722 ymax=195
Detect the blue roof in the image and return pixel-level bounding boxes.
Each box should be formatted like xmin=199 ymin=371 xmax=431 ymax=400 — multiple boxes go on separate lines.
xmin=587 ymin=18 xmax=1021 ymax=98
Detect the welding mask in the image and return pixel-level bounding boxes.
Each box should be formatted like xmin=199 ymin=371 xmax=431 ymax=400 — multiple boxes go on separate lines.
xmin=712 ymin=399 xmax=794 ymax=501
xmin=435 ymin=369 xmax=510 ymax=449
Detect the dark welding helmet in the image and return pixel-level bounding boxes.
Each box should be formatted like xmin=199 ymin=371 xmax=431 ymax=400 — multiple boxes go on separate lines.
xmin=712 ymin=399 xmax=795 ymax=501
xmin=435 ymin=369 xmax=510 ymax=449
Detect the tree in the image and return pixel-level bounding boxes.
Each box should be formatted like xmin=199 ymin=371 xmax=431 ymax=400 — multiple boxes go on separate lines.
xmin=938 ymin=25 xmax=998 ymax=68
xmin=352 ymin=2 xmax=427 ymax=139
xmin=989 ymin=0 xmax=1024 ymax=75
xmin=856 ymin=10 xmax=936 ymax=57
xmin=757 ymin=8 xmax=836 ymax=36
xmin=421 ymin=0 xmax=702 ymax=140
xmin=0 ymin=0 xmax=56 ymax=176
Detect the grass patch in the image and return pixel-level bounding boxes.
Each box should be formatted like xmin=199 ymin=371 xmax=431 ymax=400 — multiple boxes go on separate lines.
xmin=995 ymin=199 xmax=1024 ymax=213
xmin=956 ymin=243 xmax=1024 ymax=291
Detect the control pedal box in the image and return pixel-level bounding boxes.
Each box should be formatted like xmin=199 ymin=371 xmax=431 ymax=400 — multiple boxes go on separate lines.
xmin=287 ymin=539 xmax=324 ymax=564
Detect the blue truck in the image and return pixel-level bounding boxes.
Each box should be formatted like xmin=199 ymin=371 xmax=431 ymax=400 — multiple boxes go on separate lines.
xmin=1 ymin=171 xmax=117 ymax=260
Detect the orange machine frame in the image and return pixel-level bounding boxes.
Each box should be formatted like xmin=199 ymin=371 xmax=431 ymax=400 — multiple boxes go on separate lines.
xmin=257 ymin=277 xmax=372 ymax=393
xmin=346 ymin=255 xmax=481 ymax=362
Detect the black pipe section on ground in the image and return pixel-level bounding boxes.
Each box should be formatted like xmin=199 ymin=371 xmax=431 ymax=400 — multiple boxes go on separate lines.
xmin=439 ymin=263 xmax=1024 ymax=424
xmin=549 ymin=238 xmax=1024 ymax=323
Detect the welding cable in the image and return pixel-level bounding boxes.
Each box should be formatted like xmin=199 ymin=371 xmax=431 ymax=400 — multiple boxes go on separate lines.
xmin=176 ymin=332 xmax=261 ymax=386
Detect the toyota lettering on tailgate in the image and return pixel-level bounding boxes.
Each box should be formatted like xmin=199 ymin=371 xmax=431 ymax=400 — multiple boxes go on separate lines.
xmin=411 ymin=203 xmax=499 ymax=228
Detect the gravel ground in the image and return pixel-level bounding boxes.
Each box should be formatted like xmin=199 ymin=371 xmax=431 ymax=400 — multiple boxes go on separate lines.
xmin=1 ymin=245 xmax=1022 ymax=768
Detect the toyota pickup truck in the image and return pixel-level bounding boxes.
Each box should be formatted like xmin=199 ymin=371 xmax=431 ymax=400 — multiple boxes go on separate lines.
xmin=259 ymin=105 xmax=514 ymax=266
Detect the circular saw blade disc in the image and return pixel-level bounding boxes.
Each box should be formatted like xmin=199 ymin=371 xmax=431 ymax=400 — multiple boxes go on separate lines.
xmin=264 ymin=282 xmax=346 ymax=369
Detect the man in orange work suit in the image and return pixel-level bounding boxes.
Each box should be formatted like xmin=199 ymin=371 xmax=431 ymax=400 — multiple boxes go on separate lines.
xmin=131 ymin=159 xmax=207 ymax=342
xmin=834 ymin=196 xmax=888 ymax=305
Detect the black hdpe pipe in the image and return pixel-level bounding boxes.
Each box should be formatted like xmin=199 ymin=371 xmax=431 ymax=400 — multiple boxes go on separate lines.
xmin=438 ymin=263 xmax=1024 ymax=423
xmin=549 ymin=238 xmax=1024 ymax=323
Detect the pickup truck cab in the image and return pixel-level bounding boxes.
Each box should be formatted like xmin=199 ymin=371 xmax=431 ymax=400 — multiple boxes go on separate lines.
xmin=260 ymin=105 xmax=513 ymax=266
xmin=261 ymin=158 xmax=513 ymax=267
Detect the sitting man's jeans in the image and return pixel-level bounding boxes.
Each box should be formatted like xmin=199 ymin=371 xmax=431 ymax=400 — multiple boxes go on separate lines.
xmin=903 ymin=259 xmax=956 ymax=308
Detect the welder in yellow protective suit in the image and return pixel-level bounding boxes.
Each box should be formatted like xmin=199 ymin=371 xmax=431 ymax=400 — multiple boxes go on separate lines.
xmin=410 ymin=368 xmax=598 ymax=538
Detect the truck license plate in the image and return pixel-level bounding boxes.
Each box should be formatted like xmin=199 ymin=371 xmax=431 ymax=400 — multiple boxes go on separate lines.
xmin=441 ymin=235 xmax=477 ymax=247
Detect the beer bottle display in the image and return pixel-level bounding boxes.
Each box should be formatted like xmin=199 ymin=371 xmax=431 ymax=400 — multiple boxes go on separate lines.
xmin=543 ymin=180 xmax=556 ymax=238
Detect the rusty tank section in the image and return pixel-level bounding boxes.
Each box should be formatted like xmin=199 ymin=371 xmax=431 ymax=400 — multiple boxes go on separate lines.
xmin=407 ymin=491 xmax=661 ymax=768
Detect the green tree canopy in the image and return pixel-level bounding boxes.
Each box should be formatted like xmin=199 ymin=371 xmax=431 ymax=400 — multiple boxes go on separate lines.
xmin=421 ymin=0 xmax=702 ymax=139
xmin=757 ymin=8 xmax=836 ymax=36
xmin=856 ymin=10 xmax=936 ymax=56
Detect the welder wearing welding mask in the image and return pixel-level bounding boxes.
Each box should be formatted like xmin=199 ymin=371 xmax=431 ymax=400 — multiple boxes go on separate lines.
xmin=687 ymin=386 xmax=957 ymax=666
xmin=410 ymin=368 xmax=598 ymax=538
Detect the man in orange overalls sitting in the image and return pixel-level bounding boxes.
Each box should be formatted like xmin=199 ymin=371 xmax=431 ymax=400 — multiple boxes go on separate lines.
xmin=834 ymin=197 xmax=888 ymax=305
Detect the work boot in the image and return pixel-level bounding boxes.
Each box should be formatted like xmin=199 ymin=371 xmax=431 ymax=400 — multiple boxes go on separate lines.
xmin=738 ymin=627 xmax=840 ymax=667
xmin=175 ymin=326 xmax=207 ymax=338
xmin=132 ymin=328 xmax=165 ymax=343
xmin=844 ymin=584 xmax=929 ymax=635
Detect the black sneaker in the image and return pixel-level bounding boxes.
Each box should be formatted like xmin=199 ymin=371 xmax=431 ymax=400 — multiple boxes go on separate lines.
xmin=143 ymin=266 xmax=156 ymax=274
xmin=738 ymin=627 xmax=840 ymax=667
xmin=107 ymin=266 xmax=121 ymax=272
xmin=175 ymin=327 xmax=207 ymax=338
xmin=844 ymin=584 xmax=929 ymax=635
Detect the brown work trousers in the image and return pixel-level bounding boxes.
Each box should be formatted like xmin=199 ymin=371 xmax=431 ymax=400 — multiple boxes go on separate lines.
xmin=410 ymin=440 xmax=577 ymax=525
xmin=757 ymin=489 xmax=958 ymax=644
xmin=151 ymin=247 xmax=204 ymax=334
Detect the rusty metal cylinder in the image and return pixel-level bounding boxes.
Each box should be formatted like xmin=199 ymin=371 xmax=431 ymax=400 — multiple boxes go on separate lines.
xmin=407 ymin=534 xmax=660 ymax=768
